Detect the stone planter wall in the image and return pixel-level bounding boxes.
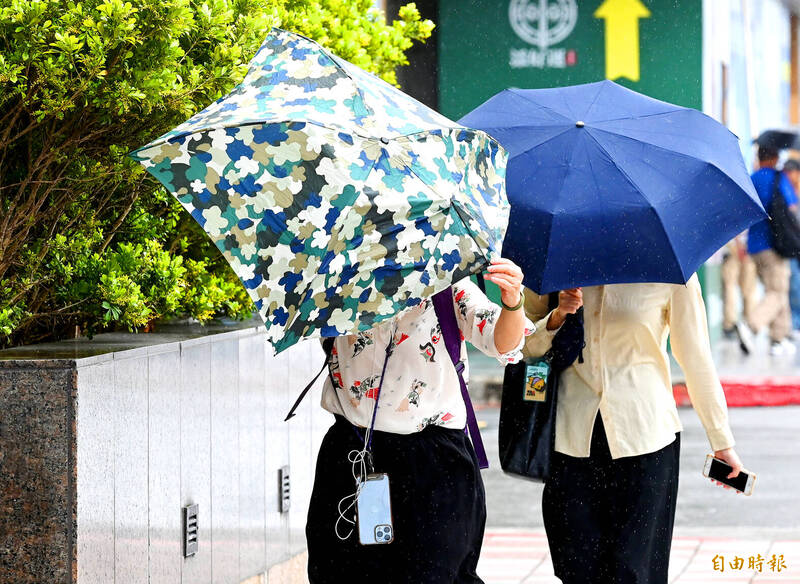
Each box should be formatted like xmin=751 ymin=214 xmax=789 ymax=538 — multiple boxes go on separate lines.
xmin=0 ymin=321 xmax=329 ymax=584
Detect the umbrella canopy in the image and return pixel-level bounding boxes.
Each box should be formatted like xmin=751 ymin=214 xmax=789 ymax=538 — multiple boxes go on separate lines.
xmin=460 ymin=80 xmax=765 ymax=294
xmin=754 ymin=129 xmax=800 ymax=151
xmin=132 ymin=29 xmax=508 ymax=353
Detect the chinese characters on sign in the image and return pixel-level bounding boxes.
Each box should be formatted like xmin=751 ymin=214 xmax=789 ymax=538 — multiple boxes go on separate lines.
xmin=712 ymin=554 xmax=787 ymax=573
xmin=509 ymin=48 xmax=577 ymax=69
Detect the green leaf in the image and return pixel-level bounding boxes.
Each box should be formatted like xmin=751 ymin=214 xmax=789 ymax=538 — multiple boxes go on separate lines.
xmin=0 ymin=0 xmax=433 ymax=348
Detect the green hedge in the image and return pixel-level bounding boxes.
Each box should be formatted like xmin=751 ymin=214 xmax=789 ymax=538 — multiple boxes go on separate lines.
xmin=0 ymin=0 xmax=433 ymax=347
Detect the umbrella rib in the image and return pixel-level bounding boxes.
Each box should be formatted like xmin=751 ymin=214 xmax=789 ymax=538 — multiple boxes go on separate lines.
xmin=434 ymin=204 xmax=490 ymax=287
xmin=586 ymin=131 xmax=765 ymax=276
xmin=535 ymin=206 xmax=557 ymax=294
xmin=250 ymin=29 xmax=388 ymax=130
xmin=134 ymin=119 xmax=347 ymax=154
xmin=135 ymin=119 xmax=383 ymax=154
xmin=582 ymin=130 xmax=686 ymax=281
xmin=505 ymin=126 xmax=575 ymax=160
xmin=326 ymin=50 xmax=460 ymax=131
xmin=391 ymin=139 xmax=500 ymax=257
xmin=135 ymin=119 xmax=498 ymax=158
xmin=578 ymin=83 xmax=679 ymax=123
xmin=589 ymin=127 xmax=760 ymax=207
xmin=311 ymin=57 xmax=374 ymax=123
xmin=502 ymin=85 xmax=681 ymax=127
xmin=590 ymin=108 xmax=687 ymax=125
xmin=589 ymin=114 xmax=722 ymax=146
xmin=470 ymin=123 xmax=573 ymax=135
xmin=506 ymin=88 xmax=574 ymax=124
xmin=576 ymin=80 xmax=608 ymax=121
xmin=536 ymin=130 xmax=587 ymax=293
xmin=450 ymin=200 xmax=493 ymax=266
xmin=396 ymin=128 xmax=499 ymax=148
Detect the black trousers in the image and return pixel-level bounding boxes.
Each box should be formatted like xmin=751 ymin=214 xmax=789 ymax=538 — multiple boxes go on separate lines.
xmin=543 ymin=414 xmax=680 ymax=584
xmin=306 ymin=415 xmax=486 ymax=583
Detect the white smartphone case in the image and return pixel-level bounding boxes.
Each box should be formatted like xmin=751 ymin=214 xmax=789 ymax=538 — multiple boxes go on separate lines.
xmin=356 ymin=473 xmax=394 ymax=545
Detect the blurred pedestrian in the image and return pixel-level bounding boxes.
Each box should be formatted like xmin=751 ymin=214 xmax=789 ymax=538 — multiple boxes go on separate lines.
xmin=721 ymin=233 xmax=756 ymax=338
xmin=782 ymin=158 xmax=800 ymax=338
xmin=523 ymin=278 xmax=744 ymax=584
xmin=306 ymin=258 xmax=532 ymax=584
xmin=735 ymin=146 xmax=798 ymax=355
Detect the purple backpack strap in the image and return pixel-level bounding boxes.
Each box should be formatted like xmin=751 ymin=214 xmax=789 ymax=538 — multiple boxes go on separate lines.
xmin=432 ymin=287 xmax=489 ymax=470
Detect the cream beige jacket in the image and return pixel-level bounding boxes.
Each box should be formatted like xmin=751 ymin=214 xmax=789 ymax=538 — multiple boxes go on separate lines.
xmin=523 ymin=275 xmax=735 ymax=459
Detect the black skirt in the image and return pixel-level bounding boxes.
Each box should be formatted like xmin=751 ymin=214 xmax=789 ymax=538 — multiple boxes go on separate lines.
xmin=306 ymin=415 xmax=486 ymax=584
xmin=543 ymin=414 xmax=680 ymax=584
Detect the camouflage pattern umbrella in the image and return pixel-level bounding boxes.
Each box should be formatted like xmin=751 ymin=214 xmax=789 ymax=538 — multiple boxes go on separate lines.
xmin=131 ymin=29 xmax=509 ymax=353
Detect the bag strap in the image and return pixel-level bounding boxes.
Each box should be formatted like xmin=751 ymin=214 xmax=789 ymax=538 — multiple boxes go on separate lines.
xmin=284 ymin=337 xmax=335 ymax=421
xmin=432 ymin=287 xmax=489 ymax=469
xmin=772 ymin=169 xmax=783 ymax=203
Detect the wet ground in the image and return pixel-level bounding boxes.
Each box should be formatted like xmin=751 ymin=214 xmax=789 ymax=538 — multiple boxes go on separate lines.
xmin=476 ymin=404 xmax=800 ymax=583
xmin=479 ymin=404 xmax=800 ymax=537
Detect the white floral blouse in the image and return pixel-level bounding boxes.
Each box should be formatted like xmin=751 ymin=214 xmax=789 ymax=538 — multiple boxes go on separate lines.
xmin=320 ymin=279 xmax=536 ymax=434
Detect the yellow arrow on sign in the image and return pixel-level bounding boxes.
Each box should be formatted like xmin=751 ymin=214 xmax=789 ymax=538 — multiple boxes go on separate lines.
xmin=594 ymin=0 xmax=651 ymax=82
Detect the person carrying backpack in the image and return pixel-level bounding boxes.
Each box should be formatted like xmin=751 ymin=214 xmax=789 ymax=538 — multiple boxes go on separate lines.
xmin=736 ymin=145 xmax=799 ymax=356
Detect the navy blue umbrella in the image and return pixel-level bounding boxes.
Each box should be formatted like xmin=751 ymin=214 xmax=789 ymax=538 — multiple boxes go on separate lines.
xmin=460 ymin=80 xmax=765 ymax=294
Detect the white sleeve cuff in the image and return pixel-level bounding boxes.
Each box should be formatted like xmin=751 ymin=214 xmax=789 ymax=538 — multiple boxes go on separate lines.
xmin=493 ymin=316 xmax=537 ymax=365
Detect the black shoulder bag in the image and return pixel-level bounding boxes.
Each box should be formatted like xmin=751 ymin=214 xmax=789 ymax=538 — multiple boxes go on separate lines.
xmin=769 ymin=170 xmax=800 ymax=258
xmin=498 ymin=294 xmax=584 ymax=481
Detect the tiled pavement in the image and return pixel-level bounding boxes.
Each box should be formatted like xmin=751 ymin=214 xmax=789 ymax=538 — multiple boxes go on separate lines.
xmin=478 ymin=529 xmax=800 ymax=584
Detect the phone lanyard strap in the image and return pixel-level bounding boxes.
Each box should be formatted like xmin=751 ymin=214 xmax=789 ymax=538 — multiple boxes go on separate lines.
xmin=366 ymin=341 xmax=393 ymax=453
xmin=348 ymin=335 xmax=393 ymax=472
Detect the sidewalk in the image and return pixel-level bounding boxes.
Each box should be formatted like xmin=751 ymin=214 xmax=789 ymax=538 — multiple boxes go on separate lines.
xmin=478 ymin=529 xmax=800 ymax=584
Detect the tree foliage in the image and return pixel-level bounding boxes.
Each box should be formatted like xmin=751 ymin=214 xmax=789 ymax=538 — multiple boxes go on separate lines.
xmin=0 ymin=0 xmax=433 ymax=346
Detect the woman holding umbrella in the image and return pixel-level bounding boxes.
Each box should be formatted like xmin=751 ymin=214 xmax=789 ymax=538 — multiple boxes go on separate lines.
xmin=132 ymin=26 xmax=534 ymax=584
xmin=306 ymin=257 xmax=534 ymax=584
xmin=460 ymin=81 xmax=761 ymax=584
xmin=522 ymin=280 xmax=743 ymax=583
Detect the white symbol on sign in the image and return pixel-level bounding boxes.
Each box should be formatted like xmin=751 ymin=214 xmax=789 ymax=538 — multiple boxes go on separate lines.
xmin=508 ymin=0 xmax=578 ymax=49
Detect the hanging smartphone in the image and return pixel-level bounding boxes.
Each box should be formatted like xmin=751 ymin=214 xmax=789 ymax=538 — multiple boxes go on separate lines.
xmin=703 ymin=454 xmax=756 ymax=495
xmin=356 ymin=473 xmax=394 ymax=545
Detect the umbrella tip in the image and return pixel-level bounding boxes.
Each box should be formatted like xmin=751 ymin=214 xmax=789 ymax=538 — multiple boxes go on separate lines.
xmin=576 ymin=121 xmax=585 ymax=128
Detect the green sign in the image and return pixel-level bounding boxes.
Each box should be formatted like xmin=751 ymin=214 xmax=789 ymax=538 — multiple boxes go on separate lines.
xmin=440 ymin=0 xmax=722 ymax=340
xmin=438 ymin=0 xmax=703 ymax=120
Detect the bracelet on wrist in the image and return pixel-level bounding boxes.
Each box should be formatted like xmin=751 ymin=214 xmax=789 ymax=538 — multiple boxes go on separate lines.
xmin=501 ymin=291 xmax=524 ymax=311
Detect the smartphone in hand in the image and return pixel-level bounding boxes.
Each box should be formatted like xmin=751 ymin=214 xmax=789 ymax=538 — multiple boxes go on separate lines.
xmin=703 ymin=454 xmax=756 ymax=496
